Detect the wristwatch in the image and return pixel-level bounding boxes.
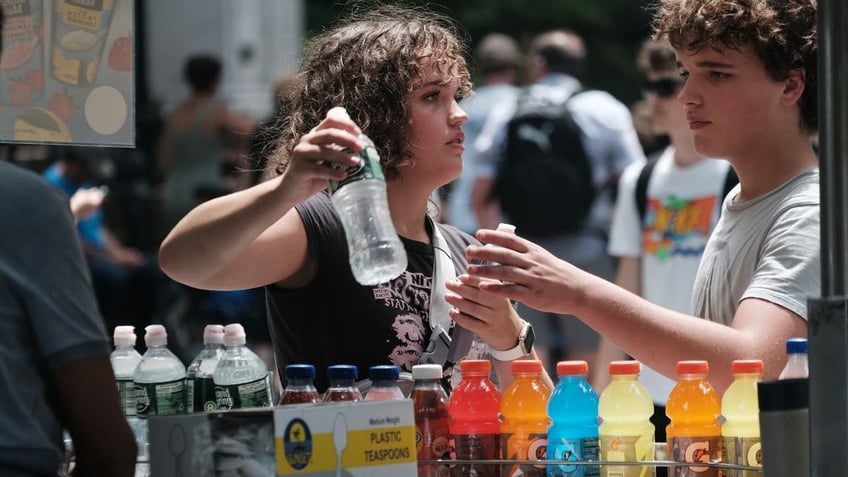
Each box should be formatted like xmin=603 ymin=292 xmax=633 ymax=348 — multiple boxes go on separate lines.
xmin=490 ymin=321 xmax=535 ymax=361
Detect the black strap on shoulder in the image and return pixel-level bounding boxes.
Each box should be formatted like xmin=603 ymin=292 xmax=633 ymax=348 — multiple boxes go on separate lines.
xmin=635 ymin=157 xmax=659 ymax=224
xmin=722 ymin=165 xmax=740 ymax=200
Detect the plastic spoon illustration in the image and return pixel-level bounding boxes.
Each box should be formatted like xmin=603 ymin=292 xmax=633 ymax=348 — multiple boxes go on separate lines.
xmin=332 ymin=413 xmax=348 ymax=477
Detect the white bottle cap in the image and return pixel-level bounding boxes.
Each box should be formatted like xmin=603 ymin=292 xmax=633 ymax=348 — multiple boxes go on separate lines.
xmin=223 ymin=323 xmax=246 ymax=347
xmin=327 ymin=106 xmax=350 ymax=121
xmin=412 ymin=364 xmax=443 ymax=380
xmin=496 ymin=223 xmax=516 ymax=234
xmin=113 ymin=325 xmax=136 ymax=347
xmin=144 ymin=324 xmax=168 ymax=347
xmin=203 ymin=324 xmax=225 ymax=345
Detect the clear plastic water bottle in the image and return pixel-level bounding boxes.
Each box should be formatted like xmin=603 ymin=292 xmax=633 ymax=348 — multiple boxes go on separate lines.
xmin=186 ymin=324 xmax=225 ymax=413
xmin=111 ymin=325 xmax=142 ymax=418
xmin=133 ymin=324 xmax=187 ymax=417
xmin=326 ymin=107 xmax=408 ymax=286
xmin=778 ymin=337 xmax=809 ymax=379
xmin=213 ymin=323 xmax=272 ymax=410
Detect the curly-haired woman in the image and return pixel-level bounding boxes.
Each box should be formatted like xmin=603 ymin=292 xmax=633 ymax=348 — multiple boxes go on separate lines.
xmin=159 ymin=4 xmax=551 ymax=393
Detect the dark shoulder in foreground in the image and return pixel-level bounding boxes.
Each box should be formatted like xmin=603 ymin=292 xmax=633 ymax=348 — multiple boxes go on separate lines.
xmin=0 ymin=161 xmax=70 ymax=218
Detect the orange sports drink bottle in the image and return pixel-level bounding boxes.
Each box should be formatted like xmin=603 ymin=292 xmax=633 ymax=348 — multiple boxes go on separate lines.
xmin=500 ymin=359 xmax=551 ymax=477
xmin=666 ymin=360 xmax=722 ymax=477
xmin=721 ymin=360 xmax=764 ymax=477
xmin=449 ymin=359 xmax=501 ymax=477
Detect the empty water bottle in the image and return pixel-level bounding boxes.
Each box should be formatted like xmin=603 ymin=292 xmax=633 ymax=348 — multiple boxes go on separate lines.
xmin=326 ymin=107 xmax=407 ymax=285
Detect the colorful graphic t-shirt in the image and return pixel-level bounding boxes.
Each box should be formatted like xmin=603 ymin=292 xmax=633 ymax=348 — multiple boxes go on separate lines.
xmin=266 ymin=192 xmax=483 ymax=391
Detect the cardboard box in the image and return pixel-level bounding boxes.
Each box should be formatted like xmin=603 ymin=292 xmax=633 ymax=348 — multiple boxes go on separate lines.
xmin=147 ymin=400 xmax=417 ymax=476
xmin=274 ymin=399 xmax=417 ymax=476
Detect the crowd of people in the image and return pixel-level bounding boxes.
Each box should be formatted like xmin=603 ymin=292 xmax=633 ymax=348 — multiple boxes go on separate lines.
xmin=0 ymin=0 xmax=820 ymax=474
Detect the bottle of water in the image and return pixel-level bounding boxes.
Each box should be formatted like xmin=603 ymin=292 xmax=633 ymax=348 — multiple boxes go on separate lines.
xmin=111 ymin=325 xmax=142 ymax=419
xmin=109 ymin=326 xmax=146 ymax=473
xmin=133 ymin=324 xmax=187 ymax=417
xmin=326 ymin=107 xmax=407 ymax=285
xmin=778 ymin=337 xmax=809 ymax=379
xmin=213 ymin=323 xmax=272 ymax=410
xmin=186 ymin=324 xmax=225 ymax=413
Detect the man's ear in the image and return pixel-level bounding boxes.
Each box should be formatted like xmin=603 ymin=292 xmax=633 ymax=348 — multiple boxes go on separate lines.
xmin=781 ymin=68 xmax=806 ymax=106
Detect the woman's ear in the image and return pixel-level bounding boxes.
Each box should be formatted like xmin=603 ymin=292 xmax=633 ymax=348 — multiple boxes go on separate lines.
xmin=781 ymin=68 xmax=806 ymax=106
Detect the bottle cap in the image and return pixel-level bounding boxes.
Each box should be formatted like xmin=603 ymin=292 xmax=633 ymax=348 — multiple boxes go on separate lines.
xmin=459 ymin=359 xmax=491 ymax=376
xmin=327 ymin=365 xmax=358 ymax=382
xmin=511 ymin=359 xmax=543 ymax=374
xmin=677 ymin=360 xmax=709 ymax=375
xmin=203 ymin=324 xmax=225 ymax=345
xmin=369 ymin=365 xmax=400 ymax=382
xmin=285 ymin=364 xmax=316 ymax=380
xmin=786 ymin=337 xmax=808 ymax=354
xmin=412 ymin=364 xmax=443 ymax=380
xmin=732 ymin=359 xmax=764 ymax=375
xmin=144 ymin=324 xmax=167 ymax=347
xmin=609 ymin=360 xmax=641 ymax=375
xmin=113 ymin=325 xmax=136 ymax=347
xmin=223 ymin=323 xmax=246 ymax=346
xmin=557 ymin=360 xmax=588 ymax=376
xmin=496 ymin=223 xmax=516 ymax=234
xmin=327 ymin=106 xmax=350 ymax=121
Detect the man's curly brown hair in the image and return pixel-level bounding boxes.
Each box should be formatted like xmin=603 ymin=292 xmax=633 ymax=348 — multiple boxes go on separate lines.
xmin=270 ymin=4 xmax=472 ymax=180
xmin=652 ymin=0 xmax=817 ymax=133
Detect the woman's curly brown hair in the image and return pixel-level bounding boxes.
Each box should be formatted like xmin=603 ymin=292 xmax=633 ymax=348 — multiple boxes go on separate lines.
xmin=652 ymin=0 xmax=817 ymax=133
xmin=269 ymin=3 xmax=472 ymax=179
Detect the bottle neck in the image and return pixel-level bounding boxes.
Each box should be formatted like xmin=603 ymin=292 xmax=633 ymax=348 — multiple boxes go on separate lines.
xmin=413 ymin=377 xmax=443 ymax=390
xmin=204 ymin=342 xmax=223 ymax=350
xmin=372 ymin=379 xmax=400 ymax=389
xmin=611 ymin=374 xmax=638 ymax=381
xmin=287 ymin=378 xmax=316 ymax=389
xmin=328 ymin=378 xmax=356 ymax=389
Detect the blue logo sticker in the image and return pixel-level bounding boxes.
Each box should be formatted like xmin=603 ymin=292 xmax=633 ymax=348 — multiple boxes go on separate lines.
xmin=284 ymin=418 xmax=313 ymax=470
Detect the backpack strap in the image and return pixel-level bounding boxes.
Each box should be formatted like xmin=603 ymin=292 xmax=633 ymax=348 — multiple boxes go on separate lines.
xmin=722 ymin=165 xmax=740 ymax=200
xmin=635 ymin=157 xmax=659 ymax=224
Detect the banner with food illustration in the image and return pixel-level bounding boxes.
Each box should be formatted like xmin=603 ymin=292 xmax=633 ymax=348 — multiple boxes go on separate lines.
xmin=0 ymin=0 xmax=133 ymax=146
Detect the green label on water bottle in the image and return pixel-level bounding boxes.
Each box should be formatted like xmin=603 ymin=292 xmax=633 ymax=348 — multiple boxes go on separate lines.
xmin=215 ymin=374 xmax=272 ymax=410
xmin=135 ymin=378 xmax=186 ymax=416
xmin=116 ymin=378 xmax=135 ymax=416
xmin=191 ymin=377 xmax=218 ymax=413
xmin=328 ymin=144 xmax=385 ymax=193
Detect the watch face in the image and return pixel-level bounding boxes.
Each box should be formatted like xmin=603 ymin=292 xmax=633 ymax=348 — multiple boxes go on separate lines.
xmin=522 ymin=323 xmax=535 ymax=354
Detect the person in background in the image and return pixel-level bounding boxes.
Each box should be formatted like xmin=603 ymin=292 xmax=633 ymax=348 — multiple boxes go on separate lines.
xmin=463 ymin=0 xmax=819 ymax=392
xmin=471 ymin=29 xmax=645 ymax=375
xmin=159 ymin=5 xmax=552 ymax=392
xmin=157 ymin=54 xmax=256 ymax=237
xmin=444 ymin=32 xmax=522 ymax=234
xmin=594 ymin=38 xmax=736 ymax=469
xmin=0 ymin=137 xmax=135 ymax=477
xmin=43 ymin=147 xmax=162 ymax=334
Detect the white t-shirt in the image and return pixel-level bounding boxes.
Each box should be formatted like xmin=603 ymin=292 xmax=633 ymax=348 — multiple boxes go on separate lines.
xmin=608 ymin=147 xmax=732 ymax=404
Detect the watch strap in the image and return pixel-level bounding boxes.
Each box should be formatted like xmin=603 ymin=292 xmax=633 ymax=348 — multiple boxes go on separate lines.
xmin=489 ymin=321 xmax=533 ymax=361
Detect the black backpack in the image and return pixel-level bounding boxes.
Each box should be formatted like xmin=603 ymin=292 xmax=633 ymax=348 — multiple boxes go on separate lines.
xmin=490 ymin=90 xmax=594 ymax=236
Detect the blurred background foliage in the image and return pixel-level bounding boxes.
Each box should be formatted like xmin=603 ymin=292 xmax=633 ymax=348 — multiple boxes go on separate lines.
xmin=305 ymin=0 xmax=657 ymax=107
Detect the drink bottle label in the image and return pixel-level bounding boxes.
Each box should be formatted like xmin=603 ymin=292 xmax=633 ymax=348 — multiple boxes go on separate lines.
xmin=501 ymin=431 xmax=548 ymax=476
xmin=215 ymin=373 xmax=272 ymax=410
xmin=548 ymin=437 xmax=600 ymax=476
xmin=116 ymin=377 xmax=136 ymax=416
xmin=599 ymin=435 xmax=652 ymax=477
xmin=451 ymin=433 xmax=499 ymax=477
xmin=191 ymin=376 xmax=218 ymax=412
xmin=722 ymin=436 xmax=762 ymax=476
xmin=328 ymin=145 xmax=385 ymax=193
xmin=134 ymin=378 xmax=186 ymax=416
xmin=670 ymin=436 xmax=722 ymax=476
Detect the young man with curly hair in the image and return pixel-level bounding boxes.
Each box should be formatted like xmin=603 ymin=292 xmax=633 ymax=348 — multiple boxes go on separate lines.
xmin=463 ymin=0 xmax=819 ymax=392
